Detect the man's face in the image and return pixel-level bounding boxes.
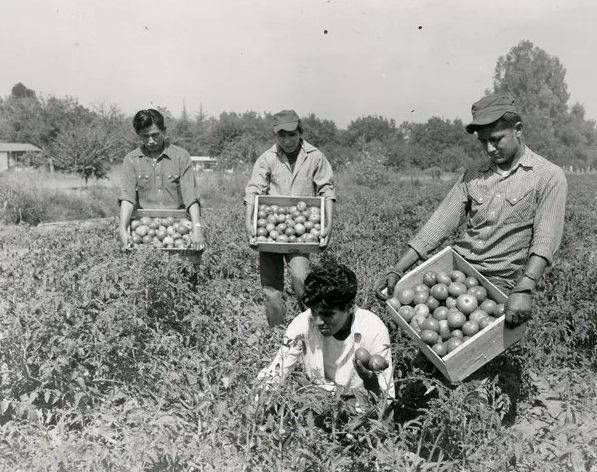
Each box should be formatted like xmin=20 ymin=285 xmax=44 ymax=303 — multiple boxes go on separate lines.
xmin=310 ymin=301 xmax=354 ymax=338
xmin=476 ymin=122 xmax=523 ymax=169
xmin=275 ymin=129 xmax=301 ymax=154
xmin=138 ymin=124 xmax=165 ymax=154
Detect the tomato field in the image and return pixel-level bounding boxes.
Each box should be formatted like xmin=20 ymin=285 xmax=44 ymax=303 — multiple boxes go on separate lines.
xmin=0 ymin=171 xmax=596 ymax=471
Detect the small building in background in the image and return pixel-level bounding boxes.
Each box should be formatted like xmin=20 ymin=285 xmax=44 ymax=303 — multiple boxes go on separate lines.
xmin=0 ymin=143 xmax=43 ymax=172
xmin=190 ymin=156 xmax=218 ymax=172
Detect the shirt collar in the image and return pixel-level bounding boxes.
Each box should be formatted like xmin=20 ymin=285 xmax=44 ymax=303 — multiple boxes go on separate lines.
xmin=481 ymin=145 xmax=533 ymax=173
xmin=133 ymin=143 xmax=173 ymax=160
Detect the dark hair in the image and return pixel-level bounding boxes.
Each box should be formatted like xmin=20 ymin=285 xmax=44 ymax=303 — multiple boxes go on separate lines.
xmin=493 ymin=112 xmax=523 ymax=131
xmin=302 ymin=262 xmax=358 ymax=310
xmin=133 ymin=109 xmax=166 ymax=133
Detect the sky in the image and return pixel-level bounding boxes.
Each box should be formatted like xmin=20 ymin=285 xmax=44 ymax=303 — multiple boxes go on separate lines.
xmin=1 ymin=0 xmax=596 ymax=128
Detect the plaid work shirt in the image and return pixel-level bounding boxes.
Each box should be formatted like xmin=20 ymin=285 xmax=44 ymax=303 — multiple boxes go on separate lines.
xmin=244 ymin=140 xmax=336 ymax=205
xmin=119 ymin=144 xmax=199 ymax=210
xmin=409 ymin=146 xmax=568 ymax=291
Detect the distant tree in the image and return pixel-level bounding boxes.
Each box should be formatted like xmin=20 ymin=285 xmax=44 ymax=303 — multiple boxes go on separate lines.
xmin=11 ymin=82 xmax=37 ymax=100
xmin=301 ymin=113 xmax=340 ymax=148
xmin=46 ymin=125 xmax=117 ymax=187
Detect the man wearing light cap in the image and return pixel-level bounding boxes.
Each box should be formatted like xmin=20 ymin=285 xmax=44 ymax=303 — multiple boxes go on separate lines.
xmin=376 ymin=93 xmax=567 ymax=328
xmin=244 ymin=110 xmax=336 ymax=327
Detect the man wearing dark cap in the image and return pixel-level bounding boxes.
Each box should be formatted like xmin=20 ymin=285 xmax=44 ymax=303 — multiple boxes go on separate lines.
xmin=244 ymin=110 xmax=336 ymax=327
xmin=376 ymin=94 xmax=567 ymax=328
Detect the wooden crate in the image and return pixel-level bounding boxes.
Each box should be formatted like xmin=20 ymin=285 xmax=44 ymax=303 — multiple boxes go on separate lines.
xmin=385 ymin=246 xmax=527 ymax=383
xmin=128 ymin=208 xmax=202 ymax=258
xmin=252 ymin=195 xmax=325 ymax=254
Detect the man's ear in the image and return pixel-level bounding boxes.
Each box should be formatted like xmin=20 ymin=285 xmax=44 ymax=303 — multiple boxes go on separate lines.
xmin=514 ymin=121 xmax=523 ymax=137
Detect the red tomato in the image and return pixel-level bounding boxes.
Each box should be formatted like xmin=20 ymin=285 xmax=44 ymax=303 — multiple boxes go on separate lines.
xmin=140 ymin=216 xmax=152 ymax=226
xmin=433 ymin=306 xmax=449 ymax=321
xmin=436 ymin=271 xmax=452 ymax=285
xmin=149 ymin=220 xmax=160 ymax=230
xmin=449 ymin=270 xmax=467 ymax=283
xmin=464 ymin=276 xmax=479 ymax=288
xmin=131 ymin=234 xmax=143 ymax=245
xmin=257 ymin=210 xmax=267 ymax=219
xmin=130 ymin=220 xmax=141 ymax=231
xmin=284 ymin=227 xmax=296 ymax=237
xmin=413 ymin=291 xmax=429 ymax=305
xmin=422 ymin=271 xmax=438 ymax=287
xmin=410 ymin=314 xmax=426 ymax=334
xmin=495 ymin=303 xmax=506 ymax=317
xmin=256 ymin=235 xmax=268 ymax=242
xmin=479 ymin=316 xmax=496 ymax=329
xmin=398 ymin=306 xmax=415 ymax=322
xmin=426 ymin=296 xmax=440 ymax=311
xmin=468 ymin=285 xmax=488 ymax=303
xmin=303 ymin=220 xmax=314 ymax=231
xmin=387 ymin=297 xmax=401 ymax=311
xmin=369 ymin=355 xmax=389 ymax=372
xmin=294 ymin=223 xmax=306 ymax=236
xmin=420 ymin=329 xmax=439 ymax=345
xmin=450 ymin=329 xmax=464 ymax=339
xmin=269 ymin=230 xmax=280 ymax=240
xmin=156 ymin=229 xmax=168 ymax=241
xmin=276 ymin=223 xmax=287 ymax=233
xmin=288 ymin=235 xmax=297 ymax=243
xmin=447 ymin=311 xmax=466 ymax=329
xmin=296 ymin=201 xmax=307 ymax=211
xmin=354 ymin=348 xmax=371 ymax=368
xmin=480 ymin=299 xmax=498 ymax=316
xmin=455 ymin=294 xmax=478 ymax=315
xmin=135 ymin=225 xmax=149 ymax=236
xmin=432 ymin=342 xmax=448 ymax=357
xmin=414 ymin=304 xmax=430 ymax=318
xmin=469 ymin=309 xmax=489 ymax=324
xmin=462 ymin=320 xmax=480 ymax=337
xmin=308 ymin=206 xmax=320 ymax=215
xmin=295 ymin=215 xmax=307 ymax=224
xmin=277 ymin=234 xmax=289 ymax=243
xmin=412 ymin=283 xmax=430 ymax=293
xmin=308 ymin=213 xmax=321 ymax=224
xmin=256 ymin=227 xmax=268 ymax=237
xmin=448 ymin=282 xmax=468 ymax=297
xmin=257 ymin=218 xmax=268 ymax=228
xmin=420 ymin=318 xmax=440 ymax=333
xmin=430 ymin=283 xmax=449 ymax=301
xmin=438 ymin=320 xmax=451 ymax=341
xmin=446 ymin=337 xmax=463 ymax=353
xmin=395 ymin=288 xmax=415 ymax=305
xmin=445 ymin=296 xmax=457 ymax=309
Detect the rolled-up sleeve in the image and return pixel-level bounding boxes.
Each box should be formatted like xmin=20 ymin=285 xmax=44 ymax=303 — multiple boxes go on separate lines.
xmin=244 ymin=154 xmax=271 ymax=205
xmin=118 ymin=155 xmax=137 ymax=205
xmin=179 ymin=152 xmax=200 ymax=210
xmin=529 ymin=168 xmax=567 ymax=264
xmin=313 ymin=153 xmax=336 ymax=201
xmin=408 ymin=175 xmax=468 ymax=259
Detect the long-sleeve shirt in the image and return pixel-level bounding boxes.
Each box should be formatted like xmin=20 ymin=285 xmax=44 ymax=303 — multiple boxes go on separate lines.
xmin=244 ymin=140 xmax=336 ymax=205
xmin=409 ymin=146 xmax=567 ymax=291
xmin=119 ymin=143 xmax=199 ymax=210
xmin=257 ymin=307 xmax=395 ymax=398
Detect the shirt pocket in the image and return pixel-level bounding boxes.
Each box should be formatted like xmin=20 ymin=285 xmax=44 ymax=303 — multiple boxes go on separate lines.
xmin=502 ymin=184 xmax=536 ymax=224
xmin=136 ymin=174 xmax=151 ymax=190
xmin=467 ymin=184 xmax=491 ymax=227
xmin=165 ymin=173 xmax=180 ymax=189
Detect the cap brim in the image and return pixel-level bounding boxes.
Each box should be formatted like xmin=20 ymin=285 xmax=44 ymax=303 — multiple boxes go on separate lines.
xmin=273 ymin=121 xmax=299 ymax=133
xmin=465 ymin=110 xmax=508 ymax=134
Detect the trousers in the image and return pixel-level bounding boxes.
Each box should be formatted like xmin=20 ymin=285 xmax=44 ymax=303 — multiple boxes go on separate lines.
xmin=259 ymin=252 xmax=310 ymax=327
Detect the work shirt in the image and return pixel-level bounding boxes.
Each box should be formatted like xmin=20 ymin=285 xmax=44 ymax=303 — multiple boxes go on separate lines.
xmin=119 ymin=143 xmax=199 ymax=210
xmin=243 ymin=139 xmax=336 ymax=206
xmin=409 ymin=146 xmax=568 ymax=291
xmin=257 ymin=307 xmax=395 ymax=398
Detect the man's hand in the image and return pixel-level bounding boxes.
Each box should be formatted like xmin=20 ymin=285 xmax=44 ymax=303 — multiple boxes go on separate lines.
xmin=374 ymin=271 xmax=402 ymax=301
xmin=245 ymin=224 xmax=257 ymax=248
xmin=119 ymin=227 xmax=132 ymax=249
xmin=353 ymin=359 xmax=381 ymax=394
xmin=504 ymin=290 xmax=532 ymax=328
xmin=319 ymin=226 xmax=332 ymax=249
xmin=191 ymin=226 xmax=206 ymax=252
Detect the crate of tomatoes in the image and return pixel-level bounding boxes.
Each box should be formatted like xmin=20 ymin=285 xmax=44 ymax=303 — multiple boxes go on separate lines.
xmin=127 ymin=209 xmax=202 ymax=256
xmin=385 ymin=246 xmax=527 ymax=383
xmin=252 ymin=195 xmax=325 ymax=254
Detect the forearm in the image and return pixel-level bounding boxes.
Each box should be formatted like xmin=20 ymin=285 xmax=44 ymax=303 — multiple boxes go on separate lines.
xmin=188 ymin=202 xmax=201 ymax=226
xmin=119 ymin=201 xmax=134 ymax=231
xmin=324 ymin=199 xmax=334 ymax=232
xmin=245 ymin=203 xmax=255 ymax=230
xmin=391 ymin=247 xmax=422 ymax=275
xmin=513 ymin=254 xmax=549 ymax=292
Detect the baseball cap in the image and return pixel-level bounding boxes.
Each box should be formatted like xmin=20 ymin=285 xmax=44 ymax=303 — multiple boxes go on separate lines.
xmin=465 ymin=94 xmax=517 ymax=134
xmin=273 ymin=110 xmax=300 ymax=133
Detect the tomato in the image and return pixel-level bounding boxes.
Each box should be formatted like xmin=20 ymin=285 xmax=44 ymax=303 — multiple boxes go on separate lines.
xmin=462 ymin=320 xmax=480 ymax=337
xmin=354 ymin=348 xmax=371 ymax=368
xmin=432 ymin=342 xmax=448 ymax=357
xmin=277 ymin=234 xmax=289 ymax=243
xmin=495 ymin=303 xmax=506 ymax=317
xmin=256 ymin=227 xmax=268 ymax=237
xmin=480 ymin=299 xmax=498 ymax=316
xmin=420 ymin=318 xmax=440 ymax=333
xmin=296 ymin=201 xmax=307 ymax=211
xmin=276 ymin=214 xmax=287 ymax=224
xmin=141 ymin=234 xmax=152 ymax=244
xmin=285 ymin=217 xmax=296 ymax=227
xmin=445 ymin=296 xmax=457 ymax=309
xmin=420 ymin=329 xmax=439 ymax=345
xmin=450 ymin=329 xmax=464 ymax=339
xmin=412 ymin=290 xmax=429 ymax=305
xmin=256 ymin=235 xmax=268 ymax=242
xmin=310 ymin=228 xmax=321 ymax=238
xmin=266 ymin=214 xmax=277 ymax=224
xmin=284 ymin=227 xmax=296 ymax=237
xmin=131 ymin=234 xmax=143 ymax=245
xmin=269 ymin=230 xmax=280 ymax=240
xmin=468 ymin=309 xmax=489 ymax=324
xmin=181 ymin=234 xmax=191 ymax=247
xmin=449 ymin=270 xmax=467 ymax=283
xmin=258 ymin=204 xmax=267 ymax=212
xmin=277 ymin=206 xmax=287 ymax=215
xmin=468 ymin=285 xmax=488 ymax=303
xmin=448 ymin=282 xmax=468 ymax=297
xmin=166 ymin=226 xmax=176 ymax=236
xmin=398 ymin=306 xmax=415 ymax=322
xmin=414 ymin=303 xmax=430 ymax=318
xmin=369 ymin=355 xmax=389 ymax=372
xmin=270 ymin=205 xmax=279 ymax=213
xmin=173 ymin=238 xmax=185 ymax=248
xmin=257 ymin=210 xmax=267 ymax=219
xmin=256 ymin=218 xmax=268 ymax=228
xmin=430 ymin=283 xmax=449 ymax=301
xmin=446 ymin=337 xmax=464 ymax=353
xmin=464 ymin=276 xmax=479 ymax=288
xmin=130 ymin=220 xmax=141 ymax=231
xmin=447 ymin=311 xmax=466 ymax=329
xmin=308 ymin=206 xmax=320 ymax=214
xmin=455 ymin=294 xmax=478 ymax=315
xmin=433 ymin=306 xmax=449 ymax=321
xmin=295 ymin=215 xmax=307 ymax=224
xmin=135 ymin=225 xmax=149 ymax=236
xmin=410 ymin=314 xmax=426 ymax=334
xmin=171 ymin=232 xmax=182 ymax=240
xmin=436 ymin=271 xmax=452 ymax=285
xmin=303 ymin=220 xmax=314 ymax=231
xmin=308 ymin=213 xmax=321 ymax=224
xmin=165 ymin=217 xmax=175 ymax=226
xmin=412 ymin=283 xmax=430 ymax=293
xmin=387 ymin=297 xmax=401 ymax=311
xmin=263 ymin=206 xmax=272 ymax=214
xmin=147 ymin=229 xmax=156 ymax=238
xmin=276 ymin=223 xmax=287 ymax=233
xmin=479 ymin=316 xmax=496 ymax=329
xmin=163 ymin=236 xmax=174 ymax=246
xmin=288 ymin=235 xmax=297 ymax=243
xmin=149 ymin=220 xmax=160 ymax=230
xmin=395 ymin=288 xmax=415 ymax=305
xmin=140 ymin=216 xmax=152 ymax=226
xmin=304 ymin=234 xmax=318 ymax=243
xmin=426 ymin=296 xmax=440 ymax=311
xmin=177 ymin=225 xmax=189 ymax=235
xmin=438 ymin=320 xmax=451 ymax=341
xmin=294 ymin=223 xmax=306 ymax=236
xmin=422 ymin=271 xmax=438 ymax=287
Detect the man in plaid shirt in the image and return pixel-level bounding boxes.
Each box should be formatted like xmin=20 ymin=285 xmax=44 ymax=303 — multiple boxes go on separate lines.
xmin=376 ymin=94 xmax=567 ymax=328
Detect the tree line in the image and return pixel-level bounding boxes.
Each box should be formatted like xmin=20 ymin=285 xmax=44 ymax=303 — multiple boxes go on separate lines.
xmin=1 ymin=40 xmax=596 ymax=184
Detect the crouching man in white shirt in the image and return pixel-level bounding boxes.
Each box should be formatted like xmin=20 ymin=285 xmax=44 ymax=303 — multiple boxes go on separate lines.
xmin=257 ymin=262 xmax=395 ymax=401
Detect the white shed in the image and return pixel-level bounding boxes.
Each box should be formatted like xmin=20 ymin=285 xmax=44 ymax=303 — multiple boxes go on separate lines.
xmin=0 ymin=143 xmax=42 ymax=172
xmin=190 ymin=156 xmax=218 ymax=172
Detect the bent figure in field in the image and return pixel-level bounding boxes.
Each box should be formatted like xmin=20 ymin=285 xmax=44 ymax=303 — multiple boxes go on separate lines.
xmin=244 ymin=110 xmax=336 ymax=327
xmin=258 ymin=262 xmax=395 ymax=401
xmin=376 ymin=93 xmax=567 ymax=328
xmin=118 ymin=109 xmax=205 ymax=252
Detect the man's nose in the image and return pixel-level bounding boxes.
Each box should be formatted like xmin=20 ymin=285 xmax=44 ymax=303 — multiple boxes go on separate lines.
xmin=486 ymin=142 xmax=496 ymax=153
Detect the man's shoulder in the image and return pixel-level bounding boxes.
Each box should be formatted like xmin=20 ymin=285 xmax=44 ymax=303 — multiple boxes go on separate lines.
xmin=354 ymin=308 xmax=388 ymax=333
xmin=164 ymin=143 xmax=191 ymax=158
xmin=526 ymin=147 xmax=566 ymax=177
xmin=301 ymin=140 xmax=322 ymax=154
xmin=124 ymin=147 xmax=143 ymax=160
